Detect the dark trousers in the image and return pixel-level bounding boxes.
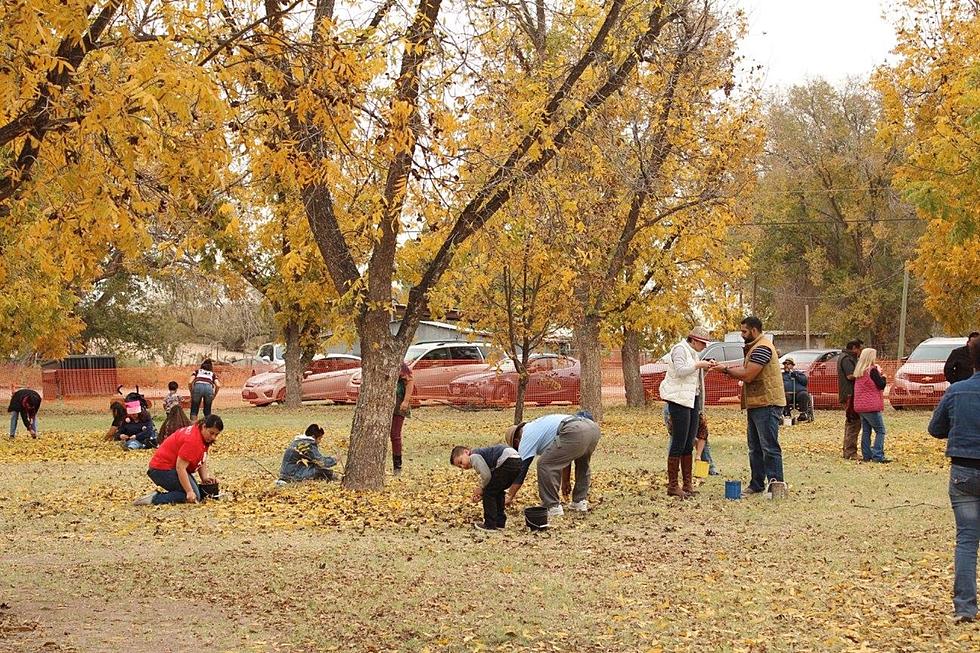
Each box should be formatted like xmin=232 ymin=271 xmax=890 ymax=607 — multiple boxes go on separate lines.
xmin=843 ymin=395 xmax=861 ymax=458
xmin=784 ymin=391 xmax=812 ymax=416
xmin=390 ymin=414 xmax=405 ymax=456
xmin=667 ymin=400 xmax=701 ymax=457
xmin=482 ymin=458 xmax=522 ymax=528
xmin=147 ymin=468 xmax=201 ymax=505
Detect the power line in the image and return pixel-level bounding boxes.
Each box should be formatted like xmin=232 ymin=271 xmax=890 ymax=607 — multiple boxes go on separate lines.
xmin=735 ymin=217 xmax=920 ymax=227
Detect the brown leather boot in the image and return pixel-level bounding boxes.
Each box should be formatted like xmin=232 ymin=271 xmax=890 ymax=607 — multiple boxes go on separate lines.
xmin=681 ymin=455 xmax=697 ymax=496
xmin=667 ymin=456 xmax=687 ymax=498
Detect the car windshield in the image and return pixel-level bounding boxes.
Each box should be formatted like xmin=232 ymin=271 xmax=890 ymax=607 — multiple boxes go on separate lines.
xmin=405 ymin=345 xmax=430 ymax=364
xmin=908 ymin=343 xmax=961 ymax=361
xmin=779 ymin=351 xmax=824 ymax=365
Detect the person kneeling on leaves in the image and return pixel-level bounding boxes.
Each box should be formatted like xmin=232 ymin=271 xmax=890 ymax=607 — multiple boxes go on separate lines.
xmin=108 ymin=400 xmax=158 ymax=450
xmin=133 ymin=415 xmax=223 ymax=505
xmin=277 ymin=424 xmax=337 ymax=484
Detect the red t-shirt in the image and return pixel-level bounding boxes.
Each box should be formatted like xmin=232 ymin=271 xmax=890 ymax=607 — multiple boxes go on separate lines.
xmin=149 ymin=424 xmax=209 ymax=473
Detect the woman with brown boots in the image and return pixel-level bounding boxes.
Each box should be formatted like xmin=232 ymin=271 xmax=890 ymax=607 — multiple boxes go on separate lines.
xmin=659 ymin=326 xmax=714 ymax=498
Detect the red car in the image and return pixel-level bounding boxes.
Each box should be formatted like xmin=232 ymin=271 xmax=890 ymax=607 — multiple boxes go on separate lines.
xmin=242 ymin=354 xmax=361 ymax=406
xmin=447 ymin=354 xmax=580 ymax=406
xmin=890 ymin=337 xmax=967 ymax=409
xmin=778 ymin=349 xmax=842 ymax=409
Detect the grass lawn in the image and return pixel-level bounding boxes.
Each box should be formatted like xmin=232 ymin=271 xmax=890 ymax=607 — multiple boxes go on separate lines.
xmin=1 ymin=401 xmax=977 ymax=652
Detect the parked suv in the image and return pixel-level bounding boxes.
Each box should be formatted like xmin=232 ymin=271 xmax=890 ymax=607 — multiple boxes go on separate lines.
xmin=346 ymin=341 xmax=494 ymax=404
xmin=890 ymin=336 xmax=968 ymax=409
xmin=640 ymin=341 xmax=747 ymax=405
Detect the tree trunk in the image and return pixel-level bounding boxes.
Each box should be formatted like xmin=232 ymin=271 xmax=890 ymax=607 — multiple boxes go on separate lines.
xmin=343 ymin=307 xmax=403 ymax=490
xmin=513 ymin=347 xmax=532 ymax=424
xmin=575 ymin=315 xmax=603 ymax=423
xmin=283 ymin=319 xmax=304 ymax=408
xmin=622 ymin=326 xmax=646 ymax=408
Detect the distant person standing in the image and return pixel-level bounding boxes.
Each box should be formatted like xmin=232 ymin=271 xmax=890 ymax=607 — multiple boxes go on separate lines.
xmin=837 ymin=339 xmax=864 ymax=460
xmin=188 ymin=359 xmax=221 ymax=420
xmin=928 ymin=341 xmax=980 ymax=623
xmin=852 ymin=348 xmax=891 ymax=463
xmin=945 ymin=332 xmax=980 ymax=385
xmin=390 ymin=362 xmax=414 ymax=475
xmin=7 ymin=388 xmax=41 ymax=439
xmin=716 ymin=316 xmax=786 ymax=496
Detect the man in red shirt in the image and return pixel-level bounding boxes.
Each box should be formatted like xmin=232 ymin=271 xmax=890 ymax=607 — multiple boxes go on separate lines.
xmin=134 ymin=415 xmax=223 ymax=505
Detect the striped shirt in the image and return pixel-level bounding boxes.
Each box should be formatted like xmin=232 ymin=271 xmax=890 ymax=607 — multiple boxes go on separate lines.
xmin=748 ymin=346 xmax=772 ymax=366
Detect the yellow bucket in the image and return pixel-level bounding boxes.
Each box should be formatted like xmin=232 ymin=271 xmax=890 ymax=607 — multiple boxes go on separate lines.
xmin=693 ymin=460 xmax=709 ymax=478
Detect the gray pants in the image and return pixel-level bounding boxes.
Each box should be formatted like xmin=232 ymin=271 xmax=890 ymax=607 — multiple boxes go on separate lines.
xmin=537 ymin=418 xmax=601 ymax=508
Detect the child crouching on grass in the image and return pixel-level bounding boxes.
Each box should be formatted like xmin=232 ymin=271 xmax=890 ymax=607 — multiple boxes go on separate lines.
xmin=451 ymin=444 xmax=522 ymax=532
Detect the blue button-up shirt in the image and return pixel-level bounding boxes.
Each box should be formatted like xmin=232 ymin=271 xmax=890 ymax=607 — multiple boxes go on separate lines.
xmin=514 ymin=414 xmax=569 ymax=485
xmin=928 ymin=372 xmax=980 ymax=459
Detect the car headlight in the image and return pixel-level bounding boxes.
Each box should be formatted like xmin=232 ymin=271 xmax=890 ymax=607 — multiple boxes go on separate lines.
xmin=895 ymin=372 xmax=907 ymax=381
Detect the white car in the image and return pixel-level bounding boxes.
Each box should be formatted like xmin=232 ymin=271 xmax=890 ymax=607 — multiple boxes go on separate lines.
xmin=242 ymin=354 xmax=361 ymax=406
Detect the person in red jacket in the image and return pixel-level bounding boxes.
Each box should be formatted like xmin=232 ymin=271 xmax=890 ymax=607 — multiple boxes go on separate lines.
xmin=133 ymin=415 xmax=223 ymax=505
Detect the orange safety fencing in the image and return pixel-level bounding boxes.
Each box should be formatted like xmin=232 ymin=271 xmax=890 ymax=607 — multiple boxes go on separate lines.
xmin=1 ymin=358 xmax=955 ymax=411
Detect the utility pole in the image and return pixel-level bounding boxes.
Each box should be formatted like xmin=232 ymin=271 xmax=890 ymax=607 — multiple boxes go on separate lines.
xmin=805 ymin=304 xmax=811 ymax=348
xmin=897 ymin=265 xmax=910 ymax=359
xmin=751 ymin=275 xmax=758 ymax=315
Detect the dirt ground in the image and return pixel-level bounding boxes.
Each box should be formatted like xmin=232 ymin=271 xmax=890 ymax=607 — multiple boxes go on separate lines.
xmin=1 ymin=402 xmax=978 ymax=652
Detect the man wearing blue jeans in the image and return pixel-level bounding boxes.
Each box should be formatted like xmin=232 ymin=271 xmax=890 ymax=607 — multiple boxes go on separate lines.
xmin=929 ymin=340 xmax=980 ymax=623
xmin=716 ymin=316 xmax=786 ymax=495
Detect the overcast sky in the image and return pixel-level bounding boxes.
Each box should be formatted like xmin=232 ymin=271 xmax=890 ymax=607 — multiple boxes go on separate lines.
xmin=734 ymin=0 xmax=898 ymax=89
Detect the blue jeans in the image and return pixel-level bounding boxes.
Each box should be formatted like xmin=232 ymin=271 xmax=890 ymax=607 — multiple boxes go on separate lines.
xmin=190 ymin=382 xmax=215 ymax=420
xmin=746 ymin=406 xmax=784 ymax=491
xmin=950 ymin=464 xmax=980 ymax=619
xmin=147 ymin=468 xmax=201 ymax=505
xmin=859 ymin=411 xmax=887 ymax=461
xmin=8 ymin=411 xmax=38 ymax=437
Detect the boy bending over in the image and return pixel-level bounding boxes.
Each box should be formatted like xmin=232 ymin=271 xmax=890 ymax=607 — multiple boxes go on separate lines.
xmin=451 ymin=444 xmax=521 ymax=531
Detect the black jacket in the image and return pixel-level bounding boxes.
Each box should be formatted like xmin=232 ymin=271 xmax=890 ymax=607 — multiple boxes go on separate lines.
xmin=945 ymin=345 xmax=975 ymax=385
xmin=7 ymin=388 xmax=41 ymax=429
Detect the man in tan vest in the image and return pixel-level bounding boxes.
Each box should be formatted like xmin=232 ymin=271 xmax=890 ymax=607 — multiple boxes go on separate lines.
xmin=715 ymin=316 xmax=786 ymax=496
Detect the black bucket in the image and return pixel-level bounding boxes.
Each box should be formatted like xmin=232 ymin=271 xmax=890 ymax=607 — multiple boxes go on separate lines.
xmin=524 ymin=506 xmax=549 ymax=531
xmin=199 ymin=482 xmax=220 ymax=499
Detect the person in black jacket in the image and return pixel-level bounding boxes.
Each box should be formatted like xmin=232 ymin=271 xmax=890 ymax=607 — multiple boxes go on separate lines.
xmin=7 ymin=388 xmax=41 ymax=439
xmin=945 ymin=332 xmax=980 ymax=385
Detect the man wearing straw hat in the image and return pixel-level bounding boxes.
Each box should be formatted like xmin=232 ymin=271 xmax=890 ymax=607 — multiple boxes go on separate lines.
xmin=503 ymin=412 xmax=601 ymax=518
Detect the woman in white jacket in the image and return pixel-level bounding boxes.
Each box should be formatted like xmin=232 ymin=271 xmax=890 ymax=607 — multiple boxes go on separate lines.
xmin=659 ymin=326 xmax=714 ymax=498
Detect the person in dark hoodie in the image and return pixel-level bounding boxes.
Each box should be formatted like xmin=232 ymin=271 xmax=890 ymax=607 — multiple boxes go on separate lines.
xmin=7 ymin=388 xmax=41 ymax=439
xmin=451 ymin=443 xmax=522 ymax=531
xmin=277 ymin=424 xmax=337 ymax=484
xmin=945 ymin=332 xmax=980 ymax=385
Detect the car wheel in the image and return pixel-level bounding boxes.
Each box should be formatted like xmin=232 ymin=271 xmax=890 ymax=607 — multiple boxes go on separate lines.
xmin=893 ymin=405 xmax=904 ymax=411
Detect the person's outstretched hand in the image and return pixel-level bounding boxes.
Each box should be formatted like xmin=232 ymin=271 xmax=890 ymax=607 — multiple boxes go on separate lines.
xmin=185 ymin=492 xmax=198 ymax=504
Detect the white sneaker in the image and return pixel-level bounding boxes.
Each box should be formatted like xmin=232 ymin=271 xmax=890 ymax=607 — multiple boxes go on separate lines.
xmin=547 ymin=505 xmax=564 ymax=518
xmin=132 ymin=493 xmax=155 ymax=506
xmin=567 ymin=500 xmax=589 ymax=512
